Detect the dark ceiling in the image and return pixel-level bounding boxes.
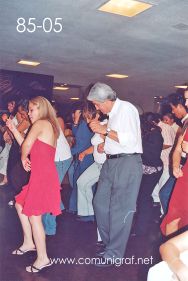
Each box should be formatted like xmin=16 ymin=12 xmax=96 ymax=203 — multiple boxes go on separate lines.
xmin=0 ymin=0 xmax=188 ymax=111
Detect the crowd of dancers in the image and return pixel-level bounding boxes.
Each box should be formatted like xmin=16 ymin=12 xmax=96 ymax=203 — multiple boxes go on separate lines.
xmin=0 ymin=82 xmax=188 ymax=280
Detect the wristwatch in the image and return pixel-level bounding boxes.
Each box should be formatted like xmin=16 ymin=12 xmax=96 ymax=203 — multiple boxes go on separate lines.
xmin=104 ymin=128 xmax=111 ymax=136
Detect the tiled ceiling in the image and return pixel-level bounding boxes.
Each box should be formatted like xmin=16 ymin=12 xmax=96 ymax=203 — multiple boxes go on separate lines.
xmin=0 ymin=0 xmax=188 ymax=110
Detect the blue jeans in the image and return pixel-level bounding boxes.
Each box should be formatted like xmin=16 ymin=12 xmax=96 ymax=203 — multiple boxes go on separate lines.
xmin=68 ymin=155 xmax=94 ymax=212
xmin=159 ymin=176 xmax=176 ymax=215
xmin=42 ymin=157 xmax=72 ymax=235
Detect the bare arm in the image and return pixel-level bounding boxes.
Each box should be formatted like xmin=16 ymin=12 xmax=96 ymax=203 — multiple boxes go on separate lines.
xmin=21 ymin=120 xmax=42 ymax=161
xmin=16 ymin=119 xmax=30 ymax=136
xmin=172 ymin=135 xmax=184 ymax=178
xmin=160 ymin=231 xmax=188 ymax=281
xmin=57 ymin=117 xmax=65 ymax=133
xmin=79 ymin=146 xmax=94 ymax=161
xmin=6 ymin=119 xmax=25 ymax=146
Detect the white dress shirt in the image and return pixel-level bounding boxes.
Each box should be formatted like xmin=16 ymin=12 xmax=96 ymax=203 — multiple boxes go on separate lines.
xmin=104 ymin=98 xmax=142 ymax=154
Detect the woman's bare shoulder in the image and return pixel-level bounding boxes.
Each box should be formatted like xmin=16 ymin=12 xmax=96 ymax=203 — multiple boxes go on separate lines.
xmin=33 ymin=119 xmax=51 ymax=127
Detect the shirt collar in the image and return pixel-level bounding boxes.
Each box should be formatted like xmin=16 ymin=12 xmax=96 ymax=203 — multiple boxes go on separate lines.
xmin=108 ymin=98 xmax=121 ymax=118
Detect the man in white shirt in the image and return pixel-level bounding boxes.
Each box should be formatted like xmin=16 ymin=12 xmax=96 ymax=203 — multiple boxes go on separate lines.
xmin=87 ymin=82 xmax=143 ymax=266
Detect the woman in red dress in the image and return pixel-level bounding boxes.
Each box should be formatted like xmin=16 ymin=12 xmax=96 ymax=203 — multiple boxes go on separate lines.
xmin=161 ymin=90 xmax=188 ymax=236
xmin=7 ymin=96 xmax=61 ymax=273
xmin=161 ymin=129 xmax=188 ymax=235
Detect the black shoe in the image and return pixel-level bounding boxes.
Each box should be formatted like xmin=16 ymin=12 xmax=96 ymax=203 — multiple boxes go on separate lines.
xmin=96 ymin=241 xmax=105 ymax=247
xmin=94 ymin=257 xmax=114 ymax=267
xmin=96 ymin=250 xmax=105 ymax=257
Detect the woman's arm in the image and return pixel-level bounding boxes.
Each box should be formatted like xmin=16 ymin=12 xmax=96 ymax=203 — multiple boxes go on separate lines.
xmin=6 ymin=119 xmax=25 ymax=146
xmin=78 ymin=146 xmax=94 ymax=161
xmin=57 ymin=117 xmax=65 ymax=133
xmin=172 ymin=135 xmax=184 ymax=178
xmin=160 ymin=231 xmax=188 ymax=281
xmin=21 ymin=120 xmax=42 ymax=161
xmin=16 ymin=119 xmax=30 ymax=135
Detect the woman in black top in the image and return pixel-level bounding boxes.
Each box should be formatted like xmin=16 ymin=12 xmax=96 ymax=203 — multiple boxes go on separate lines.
xmin=132 ymin=113 xmax=163 ymax=236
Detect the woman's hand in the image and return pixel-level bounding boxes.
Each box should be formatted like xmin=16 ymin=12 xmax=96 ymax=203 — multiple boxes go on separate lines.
xmin=6 ymin=118 xmax=16 ymax=133
xmin=21 ymin=157 xmax=31 ymax=172
xmin=73 ymin=110 xmax=82 ymax=125
xmin=79 ymin=151 xmax=86 ymax=161
xmin=181 ymin=141 xmax=188 ymax=154
xmin=173 ymin=167 xmax=183 ymax=178
xmin=3 ymin=131 xmax=12 ymax=144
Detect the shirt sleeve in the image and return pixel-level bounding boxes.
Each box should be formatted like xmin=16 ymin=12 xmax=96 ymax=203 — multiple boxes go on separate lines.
xmin=116 ymin=107 xmax=141 ymax=149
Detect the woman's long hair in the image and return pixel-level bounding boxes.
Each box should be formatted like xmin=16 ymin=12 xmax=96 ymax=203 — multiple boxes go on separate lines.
xmin=29 ymin=96 xmax=60 ymax=139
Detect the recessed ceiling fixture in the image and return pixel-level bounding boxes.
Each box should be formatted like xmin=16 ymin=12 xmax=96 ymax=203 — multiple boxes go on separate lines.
xmin=17 ymin=60 xmax=40 ymax=66
xmin=98 ymin=0 xmax=153 ymax=17
xmin=106 ymin=73 xmax=129 ymax=78
xmin=53 ymin=86 xmax=69 ymax=91
xmin=175 ymin=85 xmax=188 ymax=89
xmin=70 ymin=97 xmax=80 ymax=100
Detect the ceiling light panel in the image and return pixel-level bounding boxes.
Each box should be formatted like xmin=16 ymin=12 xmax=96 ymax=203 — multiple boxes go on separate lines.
xmin=106 ymin=73 xmax=128 ymax=78
xmin=98 ymin=0 xmax=153 ymax=17
xmin=17 ymin=60 xmax=40 ymax=66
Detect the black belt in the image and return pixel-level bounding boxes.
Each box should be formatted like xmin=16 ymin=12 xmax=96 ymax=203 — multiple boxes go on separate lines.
xmin=106 ymin=153 xmax=138 ymax=159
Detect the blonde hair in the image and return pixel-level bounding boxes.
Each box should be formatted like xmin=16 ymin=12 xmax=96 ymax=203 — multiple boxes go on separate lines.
xmin=29 ymin=96 xmax=60 ymax=139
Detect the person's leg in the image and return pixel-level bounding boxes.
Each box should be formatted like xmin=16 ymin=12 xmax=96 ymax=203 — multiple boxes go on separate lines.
xmin=152 ymin=168 xmax=170 ymax=203
xmin=67 ymin=161 xmax=75 ymax=188
xmin=104 ymin=155 xmax=143 ymax=259
xmin=133 ymin=171 xmax=162 ymax=235
xmin=77 ymin=162 xmax=101 ymax=216
xmin=12 ymin=203 xmax=35 ymax=253
xmin=42 ymin=213 xmax=56 ymax=236
xmin=27 ymin=215 xmax=50 ymax=271
xmin=0 ymin=143 xmax=11 ymax=184
xmin=159 ymin=177 xmax=176 ymax=215
xmin=93 ymin=160 xmax=112 ymax=246
xmin=61 ymin=157 xmax=72 ymax=183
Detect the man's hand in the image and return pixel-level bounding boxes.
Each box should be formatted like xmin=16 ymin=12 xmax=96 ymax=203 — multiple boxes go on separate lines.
xmin=97 ymin=143 xmax=105 ymax=154
xmin=89 ymin=121 xmax=107 ymax=135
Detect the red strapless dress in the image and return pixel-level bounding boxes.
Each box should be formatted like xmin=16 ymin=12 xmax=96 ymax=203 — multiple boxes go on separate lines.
xmin=161 ymin=130 xmax=188 ymax=235
xmin=16 ymin=139 xmax=61 ymax=216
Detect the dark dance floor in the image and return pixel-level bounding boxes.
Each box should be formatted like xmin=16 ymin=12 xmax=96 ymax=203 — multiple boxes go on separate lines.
xmin=0 ymin=183 xmax=163 ymax=281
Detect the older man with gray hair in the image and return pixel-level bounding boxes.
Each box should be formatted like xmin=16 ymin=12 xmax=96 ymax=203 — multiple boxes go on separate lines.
xmin=87 ymin=82 xmax=143 ymax=267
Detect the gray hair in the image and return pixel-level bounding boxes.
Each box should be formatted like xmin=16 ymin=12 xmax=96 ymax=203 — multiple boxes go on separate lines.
xmin=87 ymin=82 xmax=117 ymax=103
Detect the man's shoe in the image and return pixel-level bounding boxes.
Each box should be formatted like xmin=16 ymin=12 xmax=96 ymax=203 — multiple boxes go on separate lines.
xmin=96 ymin=241 xmax=105 ymax=247
xmin=94 ymin=257 xmax=114 ymax=267
xmin=96 ymin=250 xmax=105 ymax=257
